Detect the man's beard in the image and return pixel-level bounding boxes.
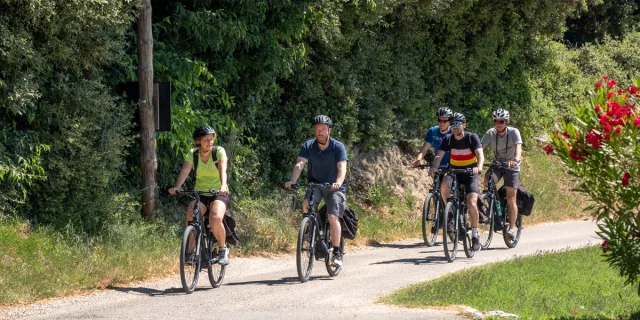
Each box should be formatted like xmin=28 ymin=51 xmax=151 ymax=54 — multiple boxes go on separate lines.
xmin=317 ymin=136 xmax=329 ymax=145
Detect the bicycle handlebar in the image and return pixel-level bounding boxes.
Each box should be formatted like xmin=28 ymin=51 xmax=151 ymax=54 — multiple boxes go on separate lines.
xmin=484 ymin=162 xmax=509 ymax=169
xmin=173 ymin=189 xmax=219 ymax=197
xmin=288 ymin=182 xmax=332 ymax=190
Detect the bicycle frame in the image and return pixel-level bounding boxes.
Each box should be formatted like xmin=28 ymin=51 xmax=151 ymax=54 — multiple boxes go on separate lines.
xmin=181 ymin=190 xmax=220 ymax=267
xmin=299 ymin=183 xmax=332 ymax=259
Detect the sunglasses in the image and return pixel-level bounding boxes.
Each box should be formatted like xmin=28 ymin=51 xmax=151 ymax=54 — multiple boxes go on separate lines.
xmin=494 ymin=119 xmax=506 ymax=125
xmin=437 ymin=119 xmax=449 ymax=123
xmin=451 ymin=121 xmax=464 ymax=127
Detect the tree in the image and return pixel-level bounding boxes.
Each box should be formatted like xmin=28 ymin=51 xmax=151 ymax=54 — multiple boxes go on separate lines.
xmin=138 ymin=0 xmax=158 ymax=217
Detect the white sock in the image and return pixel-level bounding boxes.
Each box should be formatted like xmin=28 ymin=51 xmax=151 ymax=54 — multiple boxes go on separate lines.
xmin=472 ymin=228 xmax=478 ymax=237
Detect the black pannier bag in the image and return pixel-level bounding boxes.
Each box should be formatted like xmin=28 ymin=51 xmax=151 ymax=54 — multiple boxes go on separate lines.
xmin=318 ymin=205 xmax=359 ymax=240
xmin=497 ymin=184 xmax=535 ymax=216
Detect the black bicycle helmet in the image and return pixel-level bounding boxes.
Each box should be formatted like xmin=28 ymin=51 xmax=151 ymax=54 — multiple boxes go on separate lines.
xmin=192 ymin=126 xmax=216 ymax=140
xmin=450 ymin=112 xmax=466 ymax=123
xmin=493 ymin=108 xmax=510 ymax=120
xmin=435 ymin=107 xmax=453 ymax=118
xmin=312 ymin=114 xmax=333 ymax=127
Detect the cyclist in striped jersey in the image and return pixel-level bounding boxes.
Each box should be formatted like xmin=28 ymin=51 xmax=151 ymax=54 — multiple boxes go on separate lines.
xmin=429 ymin=112 xmax=485 ymax=251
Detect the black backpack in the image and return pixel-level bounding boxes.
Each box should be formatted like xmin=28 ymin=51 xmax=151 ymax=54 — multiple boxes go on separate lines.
xmin=192 ymin=147 xmax=240 ymax=246
xmin=498 ymin=184 xmax=535 ymax=216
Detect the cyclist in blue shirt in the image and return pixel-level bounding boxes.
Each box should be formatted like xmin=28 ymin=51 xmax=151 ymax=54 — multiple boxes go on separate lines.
xmin=285 ymin=115 xmax=348 ymax=267
xmin=413 ymin=107 xmax=453 ymax=203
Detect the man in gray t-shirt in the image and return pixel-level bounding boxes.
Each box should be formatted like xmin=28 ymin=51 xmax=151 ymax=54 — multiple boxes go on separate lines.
xmin=481 ymin=109 xmax=522 ymax=240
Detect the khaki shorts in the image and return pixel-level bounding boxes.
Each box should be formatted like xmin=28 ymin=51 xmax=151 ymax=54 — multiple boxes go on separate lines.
xmin=305 ymin=187 xmax=346 ymax=218
xmin=486 ymin=167 xmax=520 ymax=188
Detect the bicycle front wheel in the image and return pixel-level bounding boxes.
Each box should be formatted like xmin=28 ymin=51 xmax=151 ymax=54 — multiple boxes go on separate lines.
xmin=325 ymin=223 xmax=344 ymax=277
xmin=442 ymin=202 xmax=458 ymax=262
xmin=422 ymin=193 xmax=440 ymax=247
xmin=503 ymin=201 xmax=522 ymax=248
xmin=296 ymin=216 xmax=315 ymax=282
xmin=180 ymin=225 xmax=200 ymax=294
xmin=462 ymin=208 xmax=475 ymax=259
xmin=207 ymin=235 xmax=226 ymax=288
xmin=479 ymin=193 xmax=495 ymax=249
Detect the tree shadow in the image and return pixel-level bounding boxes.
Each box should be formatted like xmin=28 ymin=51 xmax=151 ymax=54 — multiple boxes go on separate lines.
xmin=225 ymin=275 xmax=330 ymax=287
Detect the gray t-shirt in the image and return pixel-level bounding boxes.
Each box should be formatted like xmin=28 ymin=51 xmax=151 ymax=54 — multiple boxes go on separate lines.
xmin=481 ymin=127 xmax=522 ymax=171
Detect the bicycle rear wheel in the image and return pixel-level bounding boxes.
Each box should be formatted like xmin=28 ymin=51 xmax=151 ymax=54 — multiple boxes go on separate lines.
xmin=478 ymin=192 xmax=495 ymax=249
xmin=422 ymin=193 xmax=440 ymax=247
xmin=442 ymin=202 xmax=458 ymax=262
xmin=503 ymin=201 xmax=522 ymax=248
xmin=207 ymin=235 xmax=226 ymax=288
xmin=296 ymin=216 xmax=315 ymax=282
xmin=180 ymin=225 xmax=200 ymax=294
xmin=325 ymin=222 xmax=344 ymax=277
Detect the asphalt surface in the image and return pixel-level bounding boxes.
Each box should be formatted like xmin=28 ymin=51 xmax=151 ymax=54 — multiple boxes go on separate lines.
xmin=0 ymin=220 xmax=599 ymax=320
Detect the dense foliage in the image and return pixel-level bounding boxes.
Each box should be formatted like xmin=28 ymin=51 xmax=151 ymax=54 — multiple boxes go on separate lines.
xmin=1 ymin=0 xmax=639 ymax=236
xmin=548 ymin=77 xmax=640 ymax=293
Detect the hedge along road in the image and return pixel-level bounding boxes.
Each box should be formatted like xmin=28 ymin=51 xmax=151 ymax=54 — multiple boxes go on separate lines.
xmin=1 ymin=220 xmax=598 ymax=320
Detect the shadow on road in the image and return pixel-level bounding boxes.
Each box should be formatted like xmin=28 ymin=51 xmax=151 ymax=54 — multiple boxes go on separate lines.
xmin=110 ymin=286 xmax=202 ymax=296
xmin=369 ymin=242 xmax=424 ymax=249
xmin=370 ymin=256 xmax=449 ymax=265
xmin=226 ymin=276 xmax=331 ymax=287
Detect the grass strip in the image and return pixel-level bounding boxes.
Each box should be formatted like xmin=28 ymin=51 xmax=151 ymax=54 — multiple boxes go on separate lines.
xmin=382 ymin=246 xmax=640 ymax=319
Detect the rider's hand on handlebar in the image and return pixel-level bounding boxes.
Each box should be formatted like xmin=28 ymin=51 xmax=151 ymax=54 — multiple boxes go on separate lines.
xmin=331 ymin=182 xmax=341 ymax=190
xmin=411 ymin=159 xmax=421 ymax=168
xmin=472 ymin=167 xmax=482 ymax=175
xmin=428 ymin=167 xmax=437 ymax=177
xmin=508 ymin=160 xmax=519 ymax=168
xmin=219 ymin=184 xmax=229 ymax=196
xmin=284 ymin=181 xmax=294 ymax=189
xmin=168 ymin=187 xmax=179 ymax=195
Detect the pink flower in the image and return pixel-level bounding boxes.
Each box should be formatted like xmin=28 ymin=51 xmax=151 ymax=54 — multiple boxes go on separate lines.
xmin=595 ymin=105 xmax=602 ymax=112
xmin=622 ymin=172 xmax=630 ymax=186
xmin=606 ymin=92 xmax=614 ymax=100
xmin=596 ymin=82 xmax=603 ymax=89
xmin=603 ymin=124 xmax=611 ymax=132
xmin=608 ymin=79 xmax=617 ymax=87
xmin=543 ymin=144 xmax=554 ymax=155
xmin=604 ymin=132 xmax=610 ymax=139
xmin=635 ymin=117 xmax=640 ymax=127
xmin=602 ymin=240 xmax=609 ymax=253
xmin=628 ymin=86 xmax=638 ymax=94
xmin=600 ymin=114 xmax=609 ymax=125
xmin=602 ymin=75 xmax=609 ymax=81
xmin=615 ymin=127 xmax=621 ymax=133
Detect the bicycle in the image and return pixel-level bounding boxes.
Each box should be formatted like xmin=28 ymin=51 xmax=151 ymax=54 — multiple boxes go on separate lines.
xmin=418 ymin=165 xmax=446 ymax=247
xmin=441 ymin=168 xmax=477 ymax=262
xmin=175 ymin=189 xmax=226 ymax=294
xmin=481 ymin=163 xmax=523 ymax=248
xmin=289 ymin=182 xmax=345 ymax=283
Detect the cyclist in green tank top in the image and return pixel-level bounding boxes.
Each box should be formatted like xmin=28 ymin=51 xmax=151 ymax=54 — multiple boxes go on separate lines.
xmin=169 ymin=126 xmax=231 ymax=265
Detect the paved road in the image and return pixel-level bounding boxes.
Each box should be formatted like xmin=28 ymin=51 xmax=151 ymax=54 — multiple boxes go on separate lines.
xmin=1 ymin=220 xmax=599 ymax=320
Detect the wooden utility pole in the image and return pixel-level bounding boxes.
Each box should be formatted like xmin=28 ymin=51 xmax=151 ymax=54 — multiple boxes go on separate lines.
xmin=137 ymin=0 xmax=157 ymax=217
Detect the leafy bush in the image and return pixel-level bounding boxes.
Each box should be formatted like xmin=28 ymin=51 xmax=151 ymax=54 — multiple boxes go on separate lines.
xmin=548 ymin=76 xmax=640 ymax=293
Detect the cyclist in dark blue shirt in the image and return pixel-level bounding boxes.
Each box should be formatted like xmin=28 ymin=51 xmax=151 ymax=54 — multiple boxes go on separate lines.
xmin=285 ymin=115 xmax=348 ymax=267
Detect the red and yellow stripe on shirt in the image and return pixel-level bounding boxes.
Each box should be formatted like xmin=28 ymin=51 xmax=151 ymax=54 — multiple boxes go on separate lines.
xmin=450 ymin=148 xmax=477 ymax=167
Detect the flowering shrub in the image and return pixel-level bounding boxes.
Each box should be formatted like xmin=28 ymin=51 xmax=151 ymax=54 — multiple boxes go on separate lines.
xmin=547 ymin=76 xmax=640 ymax=294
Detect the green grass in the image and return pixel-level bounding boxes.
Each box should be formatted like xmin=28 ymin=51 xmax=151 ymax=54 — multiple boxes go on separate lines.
xmin=382 ymin=246 xmax=640 ymax=319
xmin=0 ymin=217 xmax=178 ymax=306
xmin=520 ymin=150 xmax=588 ymax=224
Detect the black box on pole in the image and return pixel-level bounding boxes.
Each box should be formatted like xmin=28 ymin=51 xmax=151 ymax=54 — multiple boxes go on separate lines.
xmin=118 ymin=81 xmax=172 ymax=132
